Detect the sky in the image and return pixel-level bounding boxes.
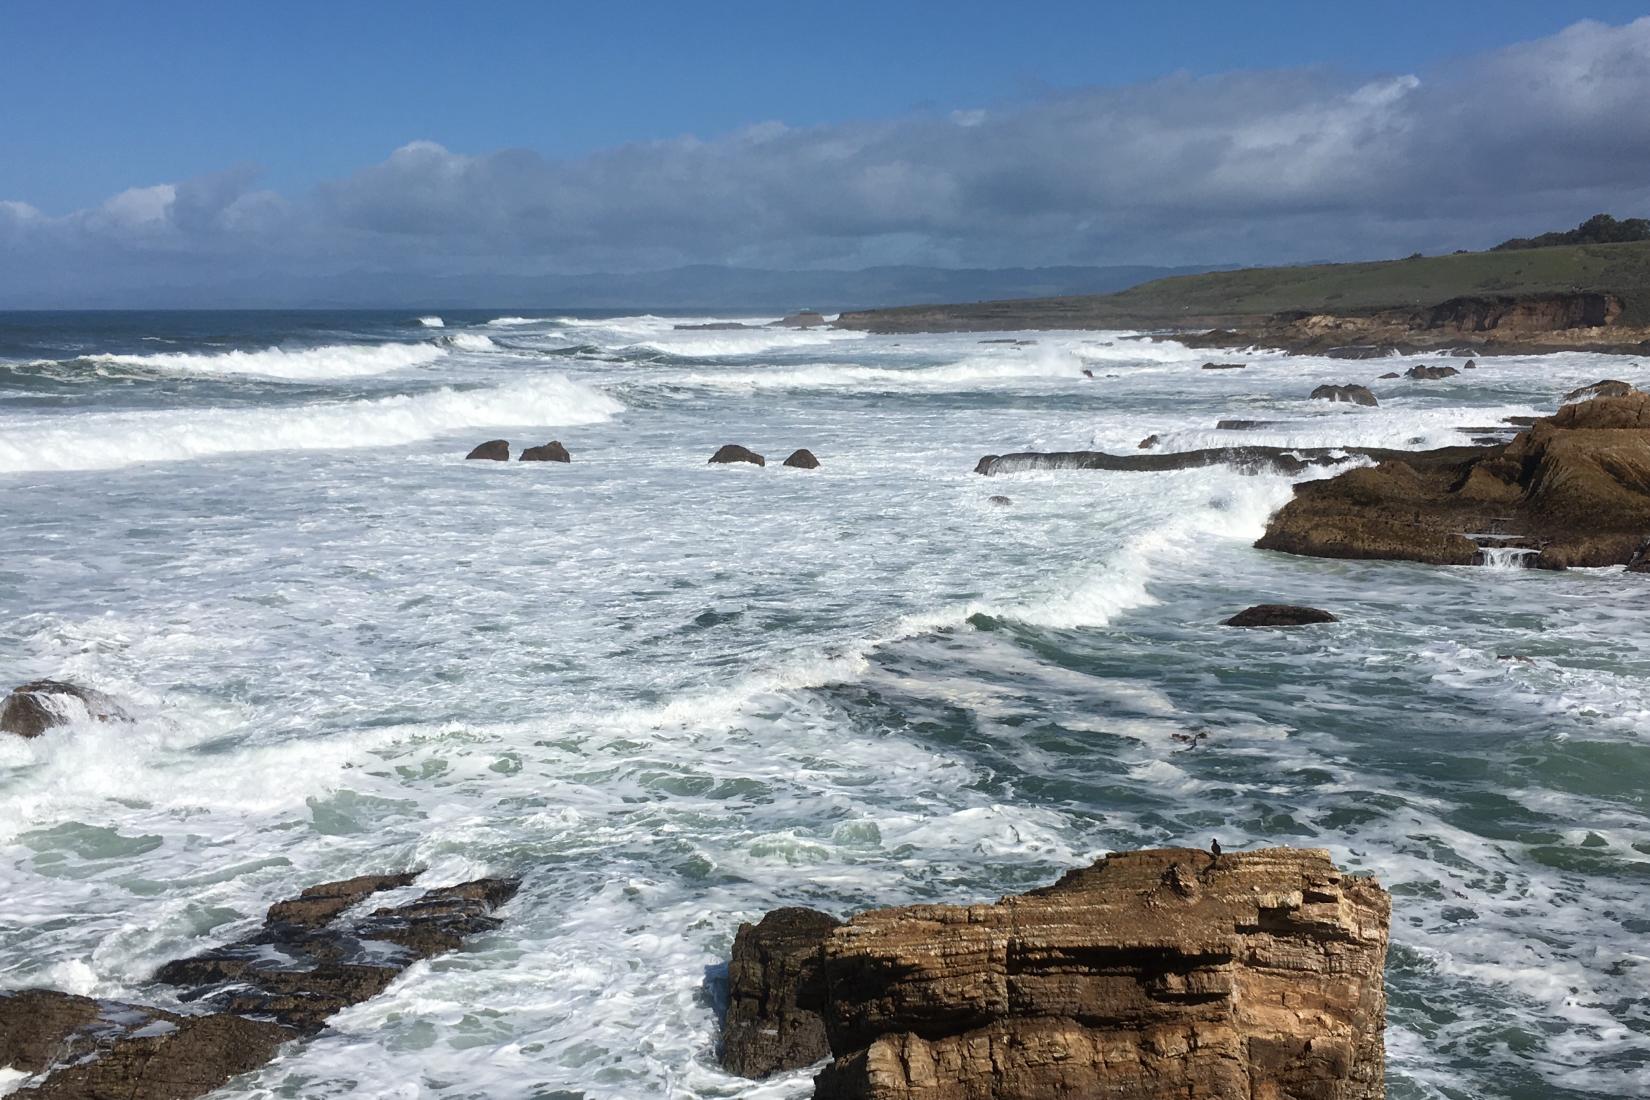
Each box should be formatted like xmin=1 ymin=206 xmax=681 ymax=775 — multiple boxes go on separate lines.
xmin=4 ymin=1 xmax=1650 ymax=304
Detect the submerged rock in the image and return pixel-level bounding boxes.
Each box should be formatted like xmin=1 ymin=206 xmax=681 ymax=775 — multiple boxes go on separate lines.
xmin=1222 ymin=604 xmax=1338 ymax=627
xmin=3 ymin=873 xmax=518 ymax=1098
xmin=1406 ymin=364 xmax=1460 ymax=380
xmin=1378 ymin=371 xmax=1401 ymax=379
xmin=465 ymin=439 xmax=510 ymax=461
xmin=1563 ymin=379 xmax=1636 ymax=402
xmin=782 ymin=449 xmax=821 ymax=469
xmin=986 ymin=495 xmax=1012 ymax=506
xmin=520 ymin=440 xmax=571 ymax=462
xmin=1201 ymin=361 xmax=1247 ymax=370
xmin=1 ymin=680 xmax=117 ymax=739
xmin=723 ymin=848 xmax=1390 ymax=1100
xmin=973 ymin=443 xmax=1483 ymax=478
xmin=1257 ymin=393 xmax=1650 ymax=568
xmin=722 ymin=907 xmax=842 ymax=1078
xmin=1310 ymin=383 xmax=1379 ymax=406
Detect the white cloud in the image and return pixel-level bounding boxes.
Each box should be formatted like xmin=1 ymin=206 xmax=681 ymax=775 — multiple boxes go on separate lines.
xmin=4 ymin=17 xmax=1650 ymax=301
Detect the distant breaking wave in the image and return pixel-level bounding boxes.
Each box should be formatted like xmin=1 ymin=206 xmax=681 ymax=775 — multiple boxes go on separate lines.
xmin=417 ymin=316 xmax=446 ymax=328
xmin=0 ymin=376 xmax=622 ymax=473
xmin=439 ymin=332 xmax=498 ymax=351
xmin=79 ymin=342 xmax=448 ymax=380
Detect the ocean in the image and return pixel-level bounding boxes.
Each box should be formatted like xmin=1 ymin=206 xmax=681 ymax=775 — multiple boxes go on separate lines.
xmin=0 ymin=309 xmax=1646 ymax=1099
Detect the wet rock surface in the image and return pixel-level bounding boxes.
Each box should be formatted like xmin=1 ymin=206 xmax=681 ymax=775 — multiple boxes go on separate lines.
xmin=722 ymin=907 xmax=843 ymax=1078
xmin=1563 ymin=379 xmax=1636 ymax=402
xmin=1 ymin=680 xmax=123 ymax=739
xmin=723 ymin=847 xmax=1389 ymax=1100
xmin=1222 ymin=604 xmax=1338 ymax=627
xmin=520 ymin=440 xmax=572 ymax=462
xmin=783 ymin=448 xmax=821 ymax=469
xmin=0 ymin=873 xmax=519 ymax=1098
xmin=1310 ymin=383 xmax=1379 ymax=406
xmin=1257 ymin=393 xmax=1650 ymax=568
xmin=710 ymin=444 xmax=766 ymax=466
xmin=465 ymin=439 xmax=510 ymax=461
xmin=974 ymin=444 xmax=1487 ymax=478
xmin=1200 ymin=361 xmax=1247 ymax=370
xmin=1405 ymin=364 xmax=1461 ymax=380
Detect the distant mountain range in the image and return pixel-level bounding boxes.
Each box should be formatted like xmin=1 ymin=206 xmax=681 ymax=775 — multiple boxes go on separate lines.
xmin=11 ymin=263 xmax=1227 ymax=311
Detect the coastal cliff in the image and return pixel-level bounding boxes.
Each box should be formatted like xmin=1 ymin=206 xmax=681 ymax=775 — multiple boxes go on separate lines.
xmin=723 ymin=847 xmax=1390 ymax=1100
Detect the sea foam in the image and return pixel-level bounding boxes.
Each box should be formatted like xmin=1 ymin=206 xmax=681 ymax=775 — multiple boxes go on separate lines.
xmin=83 ymin=341 xmax=447 ymax=380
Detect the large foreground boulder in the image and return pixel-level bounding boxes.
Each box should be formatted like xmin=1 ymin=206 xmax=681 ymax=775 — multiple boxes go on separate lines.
xmin=1258 ymin=393 xmax=1650 ymax=568
xmin=710 ymin=444 xmax=766 ymax=466
xmin=2 ymin=872 xmax=518 ymax=1098
xmin=1310 ymin=384 xmax=1378 ymax=406
xmin=723 ymin=847 xmax=1390 ymax=1100
xmin=1 ymin=680 xmax=118 ymax=739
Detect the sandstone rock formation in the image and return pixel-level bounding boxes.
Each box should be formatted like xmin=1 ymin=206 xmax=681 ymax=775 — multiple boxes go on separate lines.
xmin=1 ymin=680 xmax=120 ymax=739
xmin=520 ymin=440 xmax=571 ymax=462
xmin=1 ymin=873 xmax=518 ymax=1098
xmin=710 ymin=444 xmax=766 ymax=466
xmin=1257 ymin=393 xmax=1650 ymax=568
xmin=1222 ymin=604 xmax=1338 ymax=627
xmin=723 ymin=907 xmax=844 ymax=1078
xmin=722 ymin=847 xmax=1389 ymax=1100
xmin=784 ymin=449 xmax=822 ymax=469
xmin=1310 ymin=384 xmax=1378 ymax=406
xmin=1405 ymin=364 xmax=1460 ymax=380
xmin=465 ymin=439 xmax=510 ymax=461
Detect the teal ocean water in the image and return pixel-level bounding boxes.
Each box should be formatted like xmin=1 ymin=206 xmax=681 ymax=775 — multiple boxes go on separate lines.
xmin=0 ymin=310 xmax=1646 ymax=1098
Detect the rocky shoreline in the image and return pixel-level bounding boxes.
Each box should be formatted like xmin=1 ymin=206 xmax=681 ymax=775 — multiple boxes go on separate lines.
xmin=721 ymin=847 xmax=1390 ymax=1100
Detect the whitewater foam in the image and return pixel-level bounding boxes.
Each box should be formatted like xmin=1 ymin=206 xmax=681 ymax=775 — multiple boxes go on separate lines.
xmin=81 ymin=341 xmax=447 ymax=380
xmin=417 ymin=316 xmax=445 ymax=328
xmin=0 ymin=376 xmax=621 ymax=472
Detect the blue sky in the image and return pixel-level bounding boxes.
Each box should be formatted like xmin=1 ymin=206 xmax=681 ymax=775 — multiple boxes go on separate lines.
xmin=6 ymin=0 xmax=1648 ymax=213
xmin=4 ymin=3 xmax=1650 ymax=302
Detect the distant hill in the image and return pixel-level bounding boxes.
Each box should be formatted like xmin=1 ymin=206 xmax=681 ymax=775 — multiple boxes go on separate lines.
xmin=836 ymin=239 xmax=1650 ymax=334
xmin=1493 ymin=213 xmax=1650 ymax=252
xmin=19 ymin=263 xmax=1223 ymax=311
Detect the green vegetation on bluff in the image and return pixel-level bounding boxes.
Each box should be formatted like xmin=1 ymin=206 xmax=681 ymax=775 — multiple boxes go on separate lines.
xmin=1494 ymin=213 xmax=1650 ymax=251
xmin=838 ymin=238 xmax=1650 ymax=332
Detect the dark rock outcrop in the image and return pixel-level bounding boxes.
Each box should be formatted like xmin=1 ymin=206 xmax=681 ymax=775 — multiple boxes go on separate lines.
xmin=986 ymin=495 xmax=1012 ymax=506
xmin=1137 ymin=434 xmax=1159 ymax=449
xmin=1258 ymin=393 xmax=1650 ymax=568
xmin=1201 ymin=361 xmax=1246 ymax=370
xmin=775 ymin=311 xmax=828 ymax=329
xmin=722 ymin=907 xmax=843 ymax=1079
xmin=1463 ymin=359 xmax=1478 ymax=369
xmin=465 ymin=439 xmax=510 ymax=461
xmin=1 ymin=680 xmax=121 ymax=739
xmin=520 ymin=440 xmax=571 ymax=462
xmin=1310 ymin=384 xmax=1378 ymax=406
xmin=0 ymin=990 xmax=291 ymax=1100
xmin=1627 ymin=538 xmax=1650 ymax=573
xmin=1214 ymin=419 xmax=1280 ymax=430
xmin=710 ymin=444 xmax=765 ymax=466
xmin=783 ymin=449 xmax=821 ymax=469
xmin=1222 ymin=604 xmax=1338 ymax=627
xmin=3 ymin=872 xmax=517 ymax=1098
xmin=724 ymin=848 xmax=1389 ymax=1100
xmin=1405 ymin=364 xmax=1460 ymax=380
xmin=974 ymin=443 xmax=1488 ymax=478
xmin=1379 ymin=371 xmax=1401 ymax=379
xmin=1563 ymin=379 xmax=1636 ymax=402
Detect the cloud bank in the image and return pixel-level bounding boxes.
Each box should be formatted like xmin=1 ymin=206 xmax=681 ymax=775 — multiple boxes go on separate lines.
xmin=5 ymin=18 xmax=1650 ymax=305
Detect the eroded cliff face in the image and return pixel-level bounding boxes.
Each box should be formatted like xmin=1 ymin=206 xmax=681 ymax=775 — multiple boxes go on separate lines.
xmin=1415 ymin=292 xmax=1623 ymax=333
xmin=724 ymin=847 xmax=1391 ymax=1100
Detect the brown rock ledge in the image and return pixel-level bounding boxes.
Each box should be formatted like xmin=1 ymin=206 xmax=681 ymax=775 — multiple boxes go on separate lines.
xmin=723 ymin=846 xmax=1390 ymax=1100
xmin=1256 ymin=392 xmax=1650 ymax=568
